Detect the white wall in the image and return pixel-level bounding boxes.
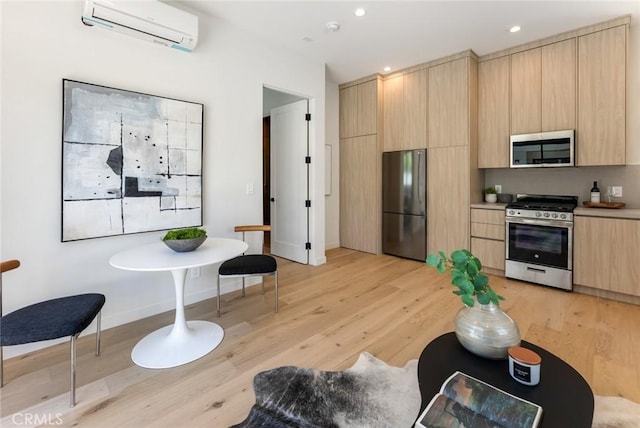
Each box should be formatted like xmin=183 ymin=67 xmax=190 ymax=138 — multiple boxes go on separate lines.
xmin=0 ymin=1 xmax=326 ymax=358
xmin=263 ymin=87 xmax=305 ymax=116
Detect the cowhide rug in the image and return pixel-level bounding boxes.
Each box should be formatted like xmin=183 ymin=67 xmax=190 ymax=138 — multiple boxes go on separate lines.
xmin=231 ymin=352 xmax=420 ymax=427
xmin=231 ymin=352 xmax=640 ymax=428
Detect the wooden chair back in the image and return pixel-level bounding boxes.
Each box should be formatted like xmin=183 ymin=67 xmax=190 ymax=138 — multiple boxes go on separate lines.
xmin=234 ymin=225 xmax=271 ymax=255
xmin=1 ymin=260 xmax=20 ymax=317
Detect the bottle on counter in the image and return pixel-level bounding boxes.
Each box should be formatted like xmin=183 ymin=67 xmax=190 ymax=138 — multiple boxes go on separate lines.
xmin=590 ymin=181 xmax=601 ymax=203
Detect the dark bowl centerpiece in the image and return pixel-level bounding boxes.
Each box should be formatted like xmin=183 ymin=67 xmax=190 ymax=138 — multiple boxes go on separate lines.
xmin=162 ymin=227 xmax=207 ymax=252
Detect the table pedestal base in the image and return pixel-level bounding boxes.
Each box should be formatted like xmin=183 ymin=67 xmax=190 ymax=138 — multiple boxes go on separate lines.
xmin=131 ymin=321 xmax=224 ymax=369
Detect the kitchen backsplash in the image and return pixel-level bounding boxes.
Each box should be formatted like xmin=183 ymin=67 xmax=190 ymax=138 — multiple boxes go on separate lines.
xmin=485 ymin=165 xmax=640 ymax=208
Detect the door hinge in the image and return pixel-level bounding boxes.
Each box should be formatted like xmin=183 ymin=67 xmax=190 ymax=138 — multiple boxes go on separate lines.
xmin=305 ymin=242 xmax=311 ymax=250
xmin=305 ymin=200 xmax=311 ymax=208
xmin=305 ymin=156 xmax=311 ymax=164
xmin=305 ymin=113 xmax=311 ymax=121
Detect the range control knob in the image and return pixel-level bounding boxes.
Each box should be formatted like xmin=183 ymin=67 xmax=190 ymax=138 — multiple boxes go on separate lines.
xmin=543 ymin=212 xmax=550 ymax=218
xmin=560 ymin=213 xmax=567 ymax=220
xmin=508 ymin=210 xmax=515 ymax=216
xmin=552 ymin=213 xmax=558 ymax=219
xmin=536 ymin=211 xmax=542 ymax=217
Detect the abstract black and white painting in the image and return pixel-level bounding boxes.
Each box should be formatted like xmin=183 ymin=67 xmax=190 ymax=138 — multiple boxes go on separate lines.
xmin=62 ymin=80 xmax=203 ymax=241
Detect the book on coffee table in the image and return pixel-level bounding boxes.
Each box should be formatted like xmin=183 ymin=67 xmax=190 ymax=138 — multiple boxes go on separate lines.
xmin=415 ymin=371 xmax=543 ymax=428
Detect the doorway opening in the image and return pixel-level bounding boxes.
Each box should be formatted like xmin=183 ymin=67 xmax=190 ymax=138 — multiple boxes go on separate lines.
xmin=262 ymin=86 xmax=309 ymax=264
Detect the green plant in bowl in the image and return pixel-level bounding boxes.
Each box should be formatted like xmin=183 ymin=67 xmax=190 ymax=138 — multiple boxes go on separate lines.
xmin=162 ymin=227 xmax=207 ymax=241
xmin=484 ymin=187 xmax=497 ymax=195
xmin=162 ymin=227 xmax=207 ymax=252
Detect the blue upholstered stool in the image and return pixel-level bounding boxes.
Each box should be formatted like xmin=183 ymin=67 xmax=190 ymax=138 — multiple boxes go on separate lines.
xmin=0 ymin=259 xmax=105 ymax=407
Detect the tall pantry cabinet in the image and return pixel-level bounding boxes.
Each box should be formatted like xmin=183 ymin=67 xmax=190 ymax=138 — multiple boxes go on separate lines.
xmin=339 ymin=77 xmax=383 ymax=254
xmin=427 ymin=54 xmax=482 ymax=255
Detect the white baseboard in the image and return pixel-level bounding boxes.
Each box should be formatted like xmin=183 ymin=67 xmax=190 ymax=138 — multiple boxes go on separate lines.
xmin=1 ymin=277 xmax=255 ymax=360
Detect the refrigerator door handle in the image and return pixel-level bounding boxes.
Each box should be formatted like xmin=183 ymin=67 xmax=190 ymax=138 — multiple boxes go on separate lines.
xmin=418 ymin=151 xmax=424 ymax=206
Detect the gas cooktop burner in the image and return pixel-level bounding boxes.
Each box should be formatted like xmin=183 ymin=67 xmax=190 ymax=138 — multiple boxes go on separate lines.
xmin=507 ymin=194 xmax=578 ymax=211
xmin=506 ymin=194 xmax=578 ymax=220
xmin=510 ymin=202 xmax=576 ymax=212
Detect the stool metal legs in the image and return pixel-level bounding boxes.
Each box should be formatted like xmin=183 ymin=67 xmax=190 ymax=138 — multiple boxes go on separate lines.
xmin=96 ymin=310 xmax=102 ymax=356
xmin=68 ymin=310 xmax=102 ymax=407
xmin=218 ymin=274 xmax=278 ymax=316
xmin=274 ymin=272 xmax=279 ymax=313
xmin=70 ymin=334 xmax=78 ymax=407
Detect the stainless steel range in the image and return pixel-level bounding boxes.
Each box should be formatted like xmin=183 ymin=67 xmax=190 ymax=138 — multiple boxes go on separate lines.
xmin=505 ymin=194 xmax=578 ymax=291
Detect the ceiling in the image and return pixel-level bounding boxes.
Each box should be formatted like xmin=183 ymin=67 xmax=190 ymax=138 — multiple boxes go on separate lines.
xmin=180 ymin=1 xmax=639 ymax=84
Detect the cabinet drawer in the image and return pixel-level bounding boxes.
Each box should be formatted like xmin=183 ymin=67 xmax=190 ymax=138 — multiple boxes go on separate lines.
xmin=471 ymin=208 xmax=505 ymax=225
xmin=471 ymin=223 xmax=505 ymax=240
xmin=471 ymin=237 xmax=505 ymax=271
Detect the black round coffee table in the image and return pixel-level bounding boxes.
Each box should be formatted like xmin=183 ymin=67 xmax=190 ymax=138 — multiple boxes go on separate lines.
xmin=416 ymin=332 xmax=593 ymax=427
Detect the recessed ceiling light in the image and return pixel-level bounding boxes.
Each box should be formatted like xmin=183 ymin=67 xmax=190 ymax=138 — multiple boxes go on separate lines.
xmin=383 ymin=66 xmax=391 ymax=72
xmin=355 ymin=8 xmax=366 ymax=17
xmin=509 ymin=25 xmax=522 ymax=33
xmin=302 ymin=36 xmax=313 ymax=42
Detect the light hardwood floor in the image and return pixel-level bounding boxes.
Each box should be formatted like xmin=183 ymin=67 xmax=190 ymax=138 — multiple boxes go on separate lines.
xmin=2 ymin=248 xmax=639 ymax=427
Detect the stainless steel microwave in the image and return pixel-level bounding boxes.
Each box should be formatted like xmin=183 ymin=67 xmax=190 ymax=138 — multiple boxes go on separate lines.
xmin=510 ymin=130 xmax=575 ymax=168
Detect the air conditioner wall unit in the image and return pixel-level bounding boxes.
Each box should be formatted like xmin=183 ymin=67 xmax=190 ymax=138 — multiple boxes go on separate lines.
xmin=82 ymin=0 xmax=198 ymax=52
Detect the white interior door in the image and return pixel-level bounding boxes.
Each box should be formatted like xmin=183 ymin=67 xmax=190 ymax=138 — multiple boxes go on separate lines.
xmin=270 ymin=99 xmax=309 ymax=264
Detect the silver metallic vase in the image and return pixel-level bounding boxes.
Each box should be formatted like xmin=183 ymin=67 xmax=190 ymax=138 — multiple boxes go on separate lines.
xmin=454 ymin=303 xmax=521 ymax=359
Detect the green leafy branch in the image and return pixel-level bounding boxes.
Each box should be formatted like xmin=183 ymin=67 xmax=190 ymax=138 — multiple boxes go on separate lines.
xmin=426 ymin=249 xmax=504 ymax=307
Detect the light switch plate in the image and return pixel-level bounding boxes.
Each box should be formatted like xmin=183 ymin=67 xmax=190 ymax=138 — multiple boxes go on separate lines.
xmin=494 ymin=185 xmax=502 ymax=193
xmin=612 ymin=186 xmax=623 ymax=197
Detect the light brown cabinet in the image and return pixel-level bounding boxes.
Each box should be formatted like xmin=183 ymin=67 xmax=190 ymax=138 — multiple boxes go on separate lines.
xmin=339 ymin=135 xmax=380 ymax=254
xmin=574 ymin=216 xmax=640 ymax=297
xmin=339 ymin=77 xmax=382 ymax=254
xmin=383 ymin=70 xmax=427 ymax=151
xmin=578 ymin=25 xmax=626 ymax=166
xmin=541 ymin=38 xmax=577 ymax=132
xmin=429 ymin=58 xmax=471 ymax=149
xmin=470 ymin=208 xmax=505 ymax=272
xmin=339 ymin=79 xmax=378 ymax=138
xmin=479 ymin=20 xmax=627 ymax=168
xmin=511 ymin=48 xmax=541 ymax=135
xmin=428 ymin=146 xmax=471 ymax=254
xmin=478 ymin=56 xmax=510 ymax=168
xmin=511 ymin=39 xmax=576 ymax=135
xmin=427 ymin=55 xmax=481 ymax=255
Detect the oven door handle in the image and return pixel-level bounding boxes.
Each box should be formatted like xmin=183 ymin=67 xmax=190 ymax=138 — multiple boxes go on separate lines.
xmin=505 ymin=217 xmax=573 ymax=228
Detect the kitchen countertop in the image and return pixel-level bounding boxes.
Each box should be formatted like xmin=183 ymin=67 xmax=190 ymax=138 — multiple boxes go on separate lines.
xmin=470 ymin=203 xmax=640 ymax=218
xmin=470 ymin=203 xmax=507 ymax=210
xmin=574 ymin=207 xmax=640 ymax=220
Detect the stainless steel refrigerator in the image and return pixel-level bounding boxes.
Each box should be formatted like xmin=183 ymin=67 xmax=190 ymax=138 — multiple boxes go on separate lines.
xmin=382 ymin=149 xmax=427 ymax=261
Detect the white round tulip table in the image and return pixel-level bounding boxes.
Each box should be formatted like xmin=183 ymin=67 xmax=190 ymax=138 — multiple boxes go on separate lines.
xmin=109 ymin=238 xmax=248 ymax=369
